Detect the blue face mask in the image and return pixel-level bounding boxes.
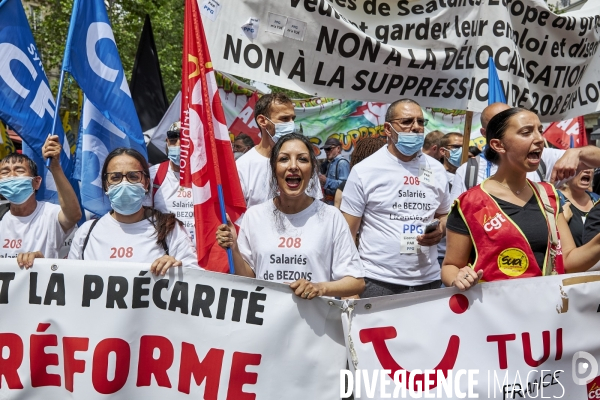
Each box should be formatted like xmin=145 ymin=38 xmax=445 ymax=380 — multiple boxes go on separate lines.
xmin=0 ymin=177 xmax=34 ymax=205
xmin=106 ymin=182 xmax=147 ymax=216
xmin=446 ymin=147 xmax=463 ymax=167
xmin=168 ymin=146 xmax=180 ymax=165
xmin=266 ymin=117 xmax=295 ymax=143
xmin=390 ymin=125 xmax=424 ymax=156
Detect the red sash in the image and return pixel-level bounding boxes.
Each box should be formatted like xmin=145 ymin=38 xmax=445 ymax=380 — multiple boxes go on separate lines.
xmin=455 ymin=180 xmax=564 ymax=282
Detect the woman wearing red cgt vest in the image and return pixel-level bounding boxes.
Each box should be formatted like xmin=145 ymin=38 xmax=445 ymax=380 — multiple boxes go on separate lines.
xmin=442 ymin=108 xmax=600 ymax=290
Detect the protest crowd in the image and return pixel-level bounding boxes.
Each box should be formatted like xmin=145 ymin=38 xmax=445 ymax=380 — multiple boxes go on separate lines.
xmin=2 ymin=0 xmax=600 ymax=397
xmin=6 ymin=93 xmax=600 ymax=298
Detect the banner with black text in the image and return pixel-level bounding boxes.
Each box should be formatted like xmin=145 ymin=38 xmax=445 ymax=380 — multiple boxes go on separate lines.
xmin=0 ymin=260 xmax=345 ymax=399
xmin=201 ymin=0 xmax=600 ymax=121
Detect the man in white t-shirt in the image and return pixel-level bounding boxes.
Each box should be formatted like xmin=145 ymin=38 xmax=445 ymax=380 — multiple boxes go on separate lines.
xmin=341 ymin=99 xmax=451 ymax=298
xmin=149 ymin=122 xmax=195 ymax=245
xmin=236 ymin=93 xmax=321 ymax=208
xmin=0 ymin=135 xmax=82 ymax=266
xmin=437 ymin=132 xmax=463 ymax=266
xmin=450 ymin=103 xmax=565 ymax=200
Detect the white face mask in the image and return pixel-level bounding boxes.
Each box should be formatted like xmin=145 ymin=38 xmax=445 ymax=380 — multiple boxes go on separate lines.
xmin=265 ymin=117 xmax=295 ymax=143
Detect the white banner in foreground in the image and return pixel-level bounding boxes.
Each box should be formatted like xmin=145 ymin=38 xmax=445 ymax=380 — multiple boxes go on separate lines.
xmin=201 ymin=0 xmax=600 ymax=121
xmin=0 ymin=260 xmax=345 ymax=399
xmin=343 ymin=273 xmax=600 ymax=399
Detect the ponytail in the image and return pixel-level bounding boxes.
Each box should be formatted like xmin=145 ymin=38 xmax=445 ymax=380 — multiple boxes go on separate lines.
xmin=144 ymin=207 xmax=184 ymax=250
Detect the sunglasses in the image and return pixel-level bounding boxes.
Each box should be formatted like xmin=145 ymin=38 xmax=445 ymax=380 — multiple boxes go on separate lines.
xmin=388 ymin=118 xmax=429 ymax=128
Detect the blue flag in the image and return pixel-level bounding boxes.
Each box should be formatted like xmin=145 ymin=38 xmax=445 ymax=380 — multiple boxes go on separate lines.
xmin=64 ymin=0 xmax=147 ymax=215
xmin=488 ymin=57 xmax=507 ymax=105
xmin=0 ymin=0 xmax=73 ymax=202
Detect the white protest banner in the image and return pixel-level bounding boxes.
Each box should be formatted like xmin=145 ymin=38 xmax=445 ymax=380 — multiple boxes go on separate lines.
xmin=202 ymin=0 xmax=600 ymax=121
xmin=0 ymin=259 xmax=346 ymax=399
xmin=342 ymin=273 xmax=600 ymax=399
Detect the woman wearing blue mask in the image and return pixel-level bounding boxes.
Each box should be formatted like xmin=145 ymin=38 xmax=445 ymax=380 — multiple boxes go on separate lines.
xmin=68 ymin=148 xmax=199 ymax=274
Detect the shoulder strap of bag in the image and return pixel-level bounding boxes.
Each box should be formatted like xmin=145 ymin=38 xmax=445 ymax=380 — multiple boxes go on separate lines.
xmin=81 ymin=218 xmax=101 ymax=261
xmin=531 ymin=181 xmax=559 ymax=276
xmin=152 ymin=161 xmax=170 ymax=198
xmin=0 ymin=203 xmax=10 ymax=221
xmin=556 ymin=190 xmax=568 ymax=206
xmin=536 ymin=159 xmax=547 ymax=182
xmin=589 ymin=191 xmax=600 ymax=203
xmin=464 ymin=156 xmax=480 ymax=189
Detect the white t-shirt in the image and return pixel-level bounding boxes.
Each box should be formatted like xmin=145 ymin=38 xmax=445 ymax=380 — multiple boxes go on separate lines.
xmin=68 ymin=213 xmax=200 ymax=268
xmin=0 ymin=201 xmax=71 ymax=259
xmin=236 ymin=147 xmax=322 ymax=208
xmin=149 ymin=163 xmax=195 ymax=244
xmin=341 ymin=147 xmax=451 ymax=286
xmin=450 ymin=148 xmax=565 ymax=201
xmin=237 ymin=199 xmax=364 ymax=283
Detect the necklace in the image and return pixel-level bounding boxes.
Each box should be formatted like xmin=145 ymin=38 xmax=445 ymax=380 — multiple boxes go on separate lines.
xmin=492 ymin=178 xmax=527 ymax=195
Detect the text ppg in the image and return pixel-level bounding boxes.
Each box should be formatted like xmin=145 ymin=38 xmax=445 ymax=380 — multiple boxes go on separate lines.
xmin=403 ymin=224 xmax=423 ymax=234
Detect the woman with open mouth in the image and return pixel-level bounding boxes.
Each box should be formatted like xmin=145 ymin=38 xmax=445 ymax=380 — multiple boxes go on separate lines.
xmin=441 ymin=108 xmax=600 ymax=291
xmin=216 ymin=133 xmax=365 ymax=299
xmin=558 ymin=169 xmax=599 ymax=247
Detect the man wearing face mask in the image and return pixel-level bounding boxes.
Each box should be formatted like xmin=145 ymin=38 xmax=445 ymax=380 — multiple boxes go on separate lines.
xmin=236 ymin=93 xmax=322 ymax=208
xmin=0 ymin=135 xmax=82 ymax=267
xmin=233 ymin=134 xmax=255 ymax=160
xmin=148 ymin=122 xmax=196 ymax=244
xmin=341 ymin=99 xmax=451 ymax=298
xmin=440 ymin=132 xmax=464 ymax=190
xmin=436 ymin=132 xmax=463 ymax=267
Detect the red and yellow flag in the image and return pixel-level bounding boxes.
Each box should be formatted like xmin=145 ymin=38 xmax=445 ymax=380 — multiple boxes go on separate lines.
xmin=180 ymin=0 xmax=246 ymax=271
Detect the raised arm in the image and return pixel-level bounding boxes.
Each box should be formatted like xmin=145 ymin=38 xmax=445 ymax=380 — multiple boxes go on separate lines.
xmin=551 ymin=146 xmax=600 ymax=182
xmin=43 ymin=135 xmax=81 ymax=231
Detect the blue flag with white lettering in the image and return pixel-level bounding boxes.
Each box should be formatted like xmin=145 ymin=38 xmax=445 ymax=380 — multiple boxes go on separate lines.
xmin=488 ymin=57 xmax=507 ymax=105
xmin=64 ymin=0 xmax=147 ymax=215
xmin=0 ymin=0 xmax=73 ymax=202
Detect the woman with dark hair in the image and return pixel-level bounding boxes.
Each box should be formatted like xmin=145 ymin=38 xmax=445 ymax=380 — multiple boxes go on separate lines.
xmin=216 ymin=133 xmax=365 ymax=299
xmin=468 ymin=146 xmax=481 ymax=158
xmin=442 ymin=108 xmax=600 ymax=290
xmin=333 ymin=136 xmax=387 ymax=209
xmin=69 ymin=148 xmax=199 ymax=274
xmin=558 ymin=169 xmax=598 ymax=247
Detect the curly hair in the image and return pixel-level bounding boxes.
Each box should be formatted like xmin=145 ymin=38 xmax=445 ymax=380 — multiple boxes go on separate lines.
xmin=350 ymin=136 xmax=387 ymax=169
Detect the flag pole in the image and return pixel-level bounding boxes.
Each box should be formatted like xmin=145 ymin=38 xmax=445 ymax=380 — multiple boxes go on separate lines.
xmin=461 ymin=111 xmax=473 ymax=164
xmin=217 ymin=185 xmax=236 ymax=274
xmin=47 ymin=70 xmax=68 ymax=168
xmin=47 ymin=0 xmax=81 ymax=168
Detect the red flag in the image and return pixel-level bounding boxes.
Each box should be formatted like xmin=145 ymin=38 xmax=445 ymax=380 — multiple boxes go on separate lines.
xmin=229 ymin=91 xmax=261 ymax=144
xmin=180 ymin=0 xmax=246 ymax=272
xmin=543 ymin=116 xmax=587 ymax=150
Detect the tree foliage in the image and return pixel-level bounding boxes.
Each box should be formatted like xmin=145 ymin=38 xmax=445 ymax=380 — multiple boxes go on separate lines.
xmin=31 ymin=0 xmax=184 ymax=110
xmin=30 ymin=0 xmax=306 ymax=113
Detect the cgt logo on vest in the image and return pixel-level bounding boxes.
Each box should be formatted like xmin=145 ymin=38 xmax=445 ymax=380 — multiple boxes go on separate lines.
xmin=474 ymin=208 xmax=507 ymax=235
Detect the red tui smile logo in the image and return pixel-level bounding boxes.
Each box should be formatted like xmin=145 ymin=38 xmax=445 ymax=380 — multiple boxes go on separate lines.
xmin=359 ymin=294 xmax=469 ymax=391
